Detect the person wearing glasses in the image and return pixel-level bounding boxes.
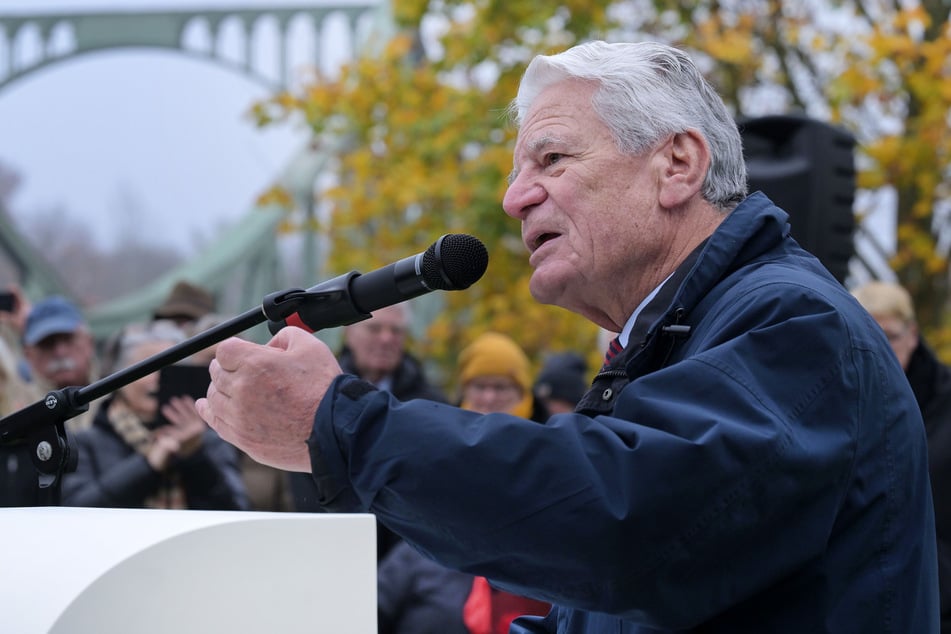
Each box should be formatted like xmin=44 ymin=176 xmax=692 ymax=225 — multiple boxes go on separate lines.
xmin=377 ymin=331 xmax=549 ymax=634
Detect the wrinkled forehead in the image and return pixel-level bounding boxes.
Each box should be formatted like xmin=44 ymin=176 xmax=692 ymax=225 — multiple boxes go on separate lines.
xmin=510 ymin=80 xmax=600 ymax=169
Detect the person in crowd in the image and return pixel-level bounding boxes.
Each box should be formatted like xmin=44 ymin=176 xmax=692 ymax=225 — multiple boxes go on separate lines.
xmin=0 ymin=283 xmax=34 ymax=382
xmin=455 ymin=332 xmax=548 ymax=421
xmin=21 ymin=295 xmax=100 ymax=431
xmin=852 ymin=279 xmax=951 ymax=631
xmin=378 ymin=332 xmax=549 ymax=634
xmin=196 ymin=40 xmax=938 ymax=632
xmin=62 ymin=320 xmax=248 ymax=510
xmin=152 ymin=279 xmax=216 ymax=331
xmin=97 ymin=280 xmax=216 ymax=376
xmin=532 ymin=351 xmax=589 ymax=415
xmin=339 ymin=302 xmax=445 ymax=401
xmin=1 ymin=292 xmax=91 ymax=506
xmin=189 ymin=312 xmax=295 ymax=512
xmin=289 ymin=302 xmax=447 ymax=557
xmin=0 ymin=335 xmax=33 ymax=415
xmin=0 ymin=335 xmax=46 ymax=506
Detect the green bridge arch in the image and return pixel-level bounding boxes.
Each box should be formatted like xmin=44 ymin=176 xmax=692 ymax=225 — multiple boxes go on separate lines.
xmin=0 ymin=2 xmax=388 ymax=342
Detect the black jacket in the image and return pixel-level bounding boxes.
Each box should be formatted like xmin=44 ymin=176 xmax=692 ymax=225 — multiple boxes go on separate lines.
xmin=907 ymin=339 xmax=951 ymax=631
xmin=61 ymin=398 xmax=249 ymax=510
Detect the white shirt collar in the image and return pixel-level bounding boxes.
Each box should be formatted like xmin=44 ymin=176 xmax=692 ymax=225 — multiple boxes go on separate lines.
xmin=617 ymin=273 xmax=674 ymax=349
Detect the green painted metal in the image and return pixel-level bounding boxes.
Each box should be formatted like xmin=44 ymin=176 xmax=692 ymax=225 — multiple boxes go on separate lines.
xmin=0 ymin=2 xmax=389 ymax=342
xmin=83 ymin=203 xmax=284 ymax=342
xmin=0 ymin=202 xmax=74 ymax=300
xmin=0 ymin=4 xmax=385 ymax=93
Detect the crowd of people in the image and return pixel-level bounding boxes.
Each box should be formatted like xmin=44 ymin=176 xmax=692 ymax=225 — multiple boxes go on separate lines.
xmin=1 ymin=38 xmax=949 ymax=633
xmin=0 ymin=280 xmax=253 ymax=510
xmin=0 ymin=278 xmax=591 ymax=633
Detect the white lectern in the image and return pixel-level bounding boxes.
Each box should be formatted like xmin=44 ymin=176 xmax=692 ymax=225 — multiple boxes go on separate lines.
xmin=0 ymin=507 xmax=376 ymax=633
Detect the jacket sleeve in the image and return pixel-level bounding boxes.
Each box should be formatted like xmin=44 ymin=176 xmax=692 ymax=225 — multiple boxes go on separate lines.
xmin=309 ymin=283 xmax=929 ymax=629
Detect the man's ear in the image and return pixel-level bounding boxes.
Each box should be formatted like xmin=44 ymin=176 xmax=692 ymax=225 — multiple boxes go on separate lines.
xmin=658 ymin=129 xmax=710 ymax=208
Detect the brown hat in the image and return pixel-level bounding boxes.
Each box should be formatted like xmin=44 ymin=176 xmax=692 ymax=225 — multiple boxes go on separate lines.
xmin=153 ymin=281 xmax=216 ymax=322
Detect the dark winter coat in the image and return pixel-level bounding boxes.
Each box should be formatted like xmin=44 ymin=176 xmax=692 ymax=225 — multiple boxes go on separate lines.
xmin=290 ymin=347 xmax=447 ymax=562
xmin=61 ymin=398 xmax=249 ymax=510
xmin=308 ymin=193 xmax=939 ymax=633
xmin=906 ymin=339 xmax=951 ymax=632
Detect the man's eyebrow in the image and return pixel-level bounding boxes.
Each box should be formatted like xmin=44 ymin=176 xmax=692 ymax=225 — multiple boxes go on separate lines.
xmin=528 ymin=135 xmax=562 ymax=154
xmin=507 ymin=135 xmax=564 ymax=185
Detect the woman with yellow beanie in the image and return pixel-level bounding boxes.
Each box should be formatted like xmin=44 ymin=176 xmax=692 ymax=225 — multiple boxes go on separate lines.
xmin=458 ymin=332 xmax=551 ymax=634
xmin=377 ymin=331 xmax=550 ymax=634
xmin=457 ymin=332 xmax=547 ymax=422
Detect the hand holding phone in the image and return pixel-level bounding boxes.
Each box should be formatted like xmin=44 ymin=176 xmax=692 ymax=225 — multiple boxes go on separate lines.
xmin=0 ymin=291 xmax=16 ymax=313
xmin=152 ymin=363 xmax=212 ymax=428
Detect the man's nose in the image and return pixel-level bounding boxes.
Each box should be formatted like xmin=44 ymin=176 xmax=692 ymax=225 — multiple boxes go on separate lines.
xmin=502 ymin=172 xmax=545 ymax=219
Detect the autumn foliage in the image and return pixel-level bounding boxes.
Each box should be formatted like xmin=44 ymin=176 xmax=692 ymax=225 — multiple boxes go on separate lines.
xmin=253 ymin=0 xmax=951 ymax=381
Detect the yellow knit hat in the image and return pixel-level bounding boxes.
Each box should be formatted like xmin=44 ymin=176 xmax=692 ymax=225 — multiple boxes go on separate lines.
xmin=458 ymin=332 xmax=533 ymax=392
xmin=458 ymin=332 xmax=536 ymax=418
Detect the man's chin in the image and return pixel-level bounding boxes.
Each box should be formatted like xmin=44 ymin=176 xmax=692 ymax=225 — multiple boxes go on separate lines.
xmin=529 ymin=273 xmax=569 ymax=307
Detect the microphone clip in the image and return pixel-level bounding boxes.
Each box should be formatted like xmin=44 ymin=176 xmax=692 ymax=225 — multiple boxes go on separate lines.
xmin=263 ymin=271 xmax=372 ymax=334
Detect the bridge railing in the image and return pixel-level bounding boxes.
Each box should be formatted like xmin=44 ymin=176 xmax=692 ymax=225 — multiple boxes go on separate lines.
xmin=0 ymin=3 xmax=388 ymax=93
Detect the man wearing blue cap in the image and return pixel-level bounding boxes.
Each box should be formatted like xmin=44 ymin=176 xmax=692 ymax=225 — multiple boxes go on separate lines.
xmin=1 ymin=295 xmax=99 ymax=506
xmin=22 ymin=295 xmax=99 ymax=432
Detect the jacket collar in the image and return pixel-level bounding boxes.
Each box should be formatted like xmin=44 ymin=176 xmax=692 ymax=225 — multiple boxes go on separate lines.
xmin=578 ymin=193 xmax=790 ymax=414
xmin=671 ymin=191 xmax=789 ymax=321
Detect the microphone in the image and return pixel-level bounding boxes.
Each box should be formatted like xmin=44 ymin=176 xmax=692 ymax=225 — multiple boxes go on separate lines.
xmin=265 ymin=233 xmax=489 ymax=334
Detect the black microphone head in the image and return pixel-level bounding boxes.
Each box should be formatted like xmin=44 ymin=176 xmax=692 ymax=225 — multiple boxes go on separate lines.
xmin=422 ymin=234 xmax=489 ymax=291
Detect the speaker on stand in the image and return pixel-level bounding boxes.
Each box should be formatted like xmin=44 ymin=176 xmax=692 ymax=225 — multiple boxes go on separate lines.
xmin=739 ymin=114 xmax=857 ymax=284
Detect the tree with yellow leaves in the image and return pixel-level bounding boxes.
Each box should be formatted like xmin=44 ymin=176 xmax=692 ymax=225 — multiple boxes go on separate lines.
xmin=254 ymin=0 xmax=951 ymax=381
xmin=642 ymin=0 xmax=951 ymax=354
xmin=252 ymin=5 xmax=613 ymax=385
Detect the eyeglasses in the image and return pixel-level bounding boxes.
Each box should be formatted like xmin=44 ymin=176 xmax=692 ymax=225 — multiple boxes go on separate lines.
xmin=882 ymin=327 xmax=910 ymax=342
xmin=361 ymin=323 xmax=407 ymax=337
xmin=464 ymin=379 xmax=521 ymax=395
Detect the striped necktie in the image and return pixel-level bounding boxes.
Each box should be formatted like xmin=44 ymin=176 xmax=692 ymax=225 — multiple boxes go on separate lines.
xmin=603 ymin=336 xmax=623 ymax=367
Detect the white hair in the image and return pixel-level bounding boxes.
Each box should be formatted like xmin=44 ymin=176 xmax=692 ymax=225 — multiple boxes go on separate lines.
xmin=109 ymin=320 xmax=187 ymax=372
xmin=511 ymin=40 xmax=748 ymax=210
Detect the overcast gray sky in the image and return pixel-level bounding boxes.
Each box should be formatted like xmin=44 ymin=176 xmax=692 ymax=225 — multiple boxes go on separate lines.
xmin=0 ymin=0 xmax=343 ymax=254
xmin=2 ymin=1 xmax=899 ymax=285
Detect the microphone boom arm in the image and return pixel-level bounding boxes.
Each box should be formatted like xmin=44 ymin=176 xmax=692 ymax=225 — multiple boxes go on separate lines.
xmin=0 ymin=289 xmax=314 ymax=504
xmin=264 ymin=271 xmax=372 ymax=334
xmin=0 ymin=233 xmax=487 ymax=505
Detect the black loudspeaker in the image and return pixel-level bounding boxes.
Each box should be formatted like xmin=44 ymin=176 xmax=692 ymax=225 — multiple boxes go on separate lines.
xmin=739 ymin=114 xmax=856 ymax=284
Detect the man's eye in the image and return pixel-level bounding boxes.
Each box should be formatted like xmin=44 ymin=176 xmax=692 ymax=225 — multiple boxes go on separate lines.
xmin=544 ymin=153 xmax=564 ymax=166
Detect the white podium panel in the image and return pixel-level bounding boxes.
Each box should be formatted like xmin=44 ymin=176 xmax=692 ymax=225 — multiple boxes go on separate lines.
xmin=0 ymin=507 xmax=376 ymax=633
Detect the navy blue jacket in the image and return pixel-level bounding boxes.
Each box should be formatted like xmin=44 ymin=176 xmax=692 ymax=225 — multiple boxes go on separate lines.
xmin=309 ymin=193 xmax=939 ymax=632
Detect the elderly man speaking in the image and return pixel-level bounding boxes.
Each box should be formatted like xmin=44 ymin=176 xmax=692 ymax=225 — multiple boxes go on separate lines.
xmin=197 ymin=41 xmax=938 ymax=633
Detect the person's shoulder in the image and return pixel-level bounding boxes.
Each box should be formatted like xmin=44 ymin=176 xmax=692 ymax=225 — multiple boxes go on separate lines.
xmin=701 ymin=262 xmax=869 ymax=346
xmin=395 ymin=352 xmax=448 ymax=402
xmin=721 ymin=251 xmax=853 ymax=310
